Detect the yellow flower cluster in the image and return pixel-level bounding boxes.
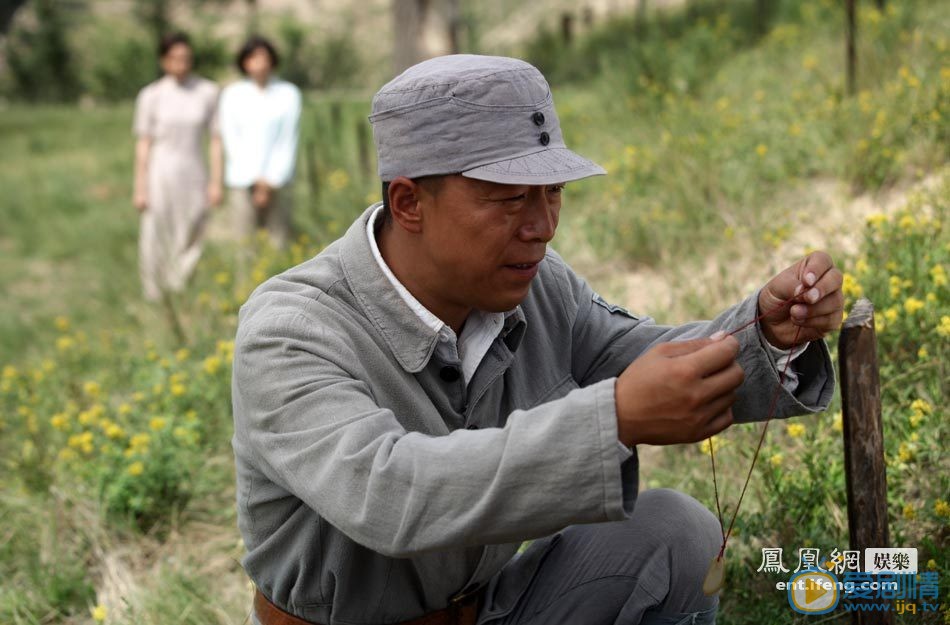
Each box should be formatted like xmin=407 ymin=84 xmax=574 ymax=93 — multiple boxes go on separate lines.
xmin=786 ymin=423 xmax=806 ymax=438
xmin=842 ymin=273 xmax=863 ymax=299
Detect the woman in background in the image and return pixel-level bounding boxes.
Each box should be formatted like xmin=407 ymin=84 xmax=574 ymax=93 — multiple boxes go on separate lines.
xmin=133 ymin=32 xmax=222 ymax=302
xmin=218 ymin=36 xmax=301 ymax=249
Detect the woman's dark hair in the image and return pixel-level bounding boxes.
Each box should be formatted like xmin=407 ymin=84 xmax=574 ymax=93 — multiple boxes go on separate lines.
xmin=236 ymin=36 xmax=280 ymax=74
xmin=158 ymin=32 xmax=191 ymax=58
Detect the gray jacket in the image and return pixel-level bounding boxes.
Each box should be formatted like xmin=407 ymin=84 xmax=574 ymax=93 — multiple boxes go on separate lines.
xmin=231 ymin=204 xmax=835 ymax=625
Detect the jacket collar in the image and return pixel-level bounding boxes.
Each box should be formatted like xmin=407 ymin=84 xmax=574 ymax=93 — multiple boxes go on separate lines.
xmin=339 ymin=204 xmax=526 ymax=373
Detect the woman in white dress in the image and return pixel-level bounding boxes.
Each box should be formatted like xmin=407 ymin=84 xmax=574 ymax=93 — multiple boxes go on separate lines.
xmin=132 ymin=32 xmax=222 ymax=301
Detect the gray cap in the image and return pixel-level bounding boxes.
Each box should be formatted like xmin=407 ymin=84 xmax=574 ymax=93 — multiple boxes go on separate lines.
xmin=369 ymin=54 xmax=606 ymax=185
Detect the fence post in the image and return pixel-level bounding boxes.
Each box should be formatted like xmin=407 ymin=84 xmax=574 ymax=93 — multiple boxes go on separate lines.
xmin=560 ymin=12 xmax=574 ymax=45
xmin=845 ymin=0 xmax=857 ymax=94
xmin=839 ymin=298 xmax=893 ymax=625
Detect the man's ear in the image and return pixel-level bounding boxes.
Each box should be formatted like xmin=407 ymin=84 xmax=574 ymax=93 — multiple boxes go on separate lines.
xmin=387 ymin=177 xmax=424 ymax=234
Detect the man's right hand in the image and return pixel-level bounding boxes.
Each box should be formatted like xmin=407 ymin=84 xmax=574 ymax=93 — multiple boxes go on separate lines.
xmin=615 ymin=336 xmax=744 ymax=446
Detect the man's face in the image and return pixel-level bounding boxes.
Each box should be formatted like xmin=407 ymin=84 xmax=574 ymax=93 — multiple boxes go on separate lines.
xmin=415 ymin=176 xmax=564 ymax=314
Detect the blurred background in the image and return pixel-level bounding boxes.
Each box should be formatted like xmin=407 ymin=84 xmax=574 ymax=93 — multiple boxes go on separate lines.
xmin=0 ymin=1 xmax=947 ymax=623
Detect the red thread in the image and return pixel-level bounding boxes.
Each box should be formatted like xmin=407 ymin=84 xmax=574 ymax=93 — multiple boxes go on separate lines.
xmin=708 ymin=288 xmax=808 ymax=562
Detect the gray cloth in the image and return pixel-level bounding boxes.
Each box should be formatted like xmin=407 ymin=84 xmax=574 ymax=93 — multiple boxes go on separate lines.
xmin=476 ymin=489 xmax=721 ymax=625
xmin=231 ymin=204 xmax=835 ymax=625
xmin=369 ymin=55 xmax=606 ymax=185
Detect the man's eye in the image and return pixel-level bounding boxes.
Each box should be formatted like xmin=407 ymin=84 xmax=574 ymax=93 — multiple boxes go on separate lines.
xmin=548 ymin=185 xmax=565 ymax=194
xmin=502 ymin=194 xmax=527 ymax=202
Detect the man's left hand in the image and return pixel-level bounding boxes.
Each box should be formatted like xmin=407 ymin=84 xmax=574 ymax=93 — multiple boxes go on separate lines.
xmin=758 ymin=251 xmax=844 ymax=350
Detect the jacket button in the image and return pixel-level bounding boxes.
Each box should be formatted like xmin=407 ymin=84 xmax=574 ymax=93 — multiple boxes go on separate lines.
xmin=440 ymin=366 xmax=460 ymax=382
xmin=539 ymin=131 xmax=550 ymax=146
xmin=532 ymin=111 xmax=545 ymax=126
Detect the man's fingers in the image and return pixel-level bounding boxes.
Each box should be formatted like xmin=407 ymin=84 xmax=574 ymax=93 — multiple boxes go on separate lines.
xmin=700 ymin=361 xmax=745 ymax=399
xmin=703 ymin=408 xmax=734 ymax=439
xmin=794 ymin=310 xmax=844 ymax=333
xmin=791 ymin=290 xmax=844 ymax=320
xmin=682 ymin=335 xmax=740 ymax=377
xmin=798 ymin=251 xmax=835 ymax=288
xmin=659 ymin=337 xmax=715 ymax=357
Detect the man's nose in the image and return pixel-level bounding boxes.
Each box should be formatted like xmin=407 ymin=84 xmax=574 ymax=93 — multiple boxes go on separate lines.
xmin=518 ymin=189 xmax=557 ymax=242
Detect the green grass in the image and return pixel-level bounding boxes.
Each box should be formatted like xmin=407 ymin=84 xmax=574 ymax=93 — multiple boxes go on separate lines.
xmin=1 ymin=0 xmax=948 ymax=623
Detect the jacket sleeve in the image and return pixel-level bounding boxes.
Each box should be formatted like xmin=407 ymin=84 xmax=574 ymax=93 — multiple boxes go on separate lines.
xmin=549 ymin=251 xmax=835 ymax=423
xmin=232 ymin=308 xmax=636 ymax=559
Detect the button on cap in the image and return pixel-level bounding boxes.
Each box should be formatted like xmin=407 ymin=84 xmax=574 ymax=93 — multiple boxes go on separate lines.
xmin=539 ymin=131 xmax=550 ymax=146
xmin=532 ymin=111 xmax=545 ymax=126
xmin=439 ymin=366 xmax=461 ymax=382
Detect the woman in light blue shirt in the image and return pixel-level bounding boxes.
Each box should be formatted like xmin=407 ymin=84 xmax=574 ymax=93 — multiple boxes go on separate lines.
xmin=218 ymin=36 xmax=301 ymax=249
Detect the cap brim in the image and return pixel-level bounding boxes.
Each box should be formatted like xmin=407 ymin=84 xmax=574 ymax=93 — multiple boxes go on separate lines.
xmin=461 ymin=148 xmax=606 ymax=185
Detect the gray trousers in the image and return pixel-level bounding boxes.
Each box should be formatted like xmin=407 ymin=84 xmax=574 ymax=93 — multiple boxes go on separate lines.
xmin=475 ymin=489 xmax=722 ymax=625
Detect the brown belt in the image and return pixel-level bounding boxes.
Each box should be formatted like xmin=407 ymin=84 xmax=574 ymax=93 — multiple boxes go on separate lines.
xmin=254 ymin=588 xmax=482 ymax=625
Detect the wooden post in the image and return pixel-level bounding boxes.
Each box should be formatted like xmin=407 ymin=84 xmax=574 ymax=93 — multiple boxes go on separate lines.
xmin=560 ymin=12 xmax=574 ymax=46
xmin=356 ymin=120 xmax=373 ymax=179
xmin=839 ymin=299 xmax=893 ymax=625
xmin=845 ymin=0 xmax=857 ymax=95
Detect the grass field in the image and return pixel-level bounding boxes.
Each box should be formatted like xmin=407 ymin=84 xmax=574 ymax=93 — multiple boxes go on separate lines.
xmin=1 ymin=0 xmax=947 ymax=623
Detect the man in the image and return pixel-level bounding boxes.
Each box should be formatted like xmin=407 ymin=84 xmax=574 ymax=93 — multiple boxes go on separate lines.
xmin=231 ymin=55 xmax=841 ymax=625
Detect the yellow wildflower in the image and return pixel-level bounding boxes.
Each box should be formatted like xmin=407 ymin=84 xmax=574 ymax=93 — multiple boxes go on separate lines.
xmin=58 ymin=448 xmax=77 ymax=461
xmin=898 ymin=214 xmax=915 ymax=230
xmin=866 ymin=213 xmax=888 ymax=228
xmin=842 ymin=273 xmax=863 ymax=298
xmin=50 ymin=413 xmax=69 ymax=430
xmin=175 ymin=348 xmax=190 ymax=362
xmin=83 ymin=381 xmax=101 ymax=398
xmin=106 ymin=424 xmax=125 ymax=440
xmin=756 ymin=144 xmax=768 ymax=157
xmin=911 ymin=399 xmax=933 ymax=416
xmin=770 ymin=453 xmax=783 ymax=468
xmin=938 ymin=316 xmax=950 ymax=338
xmin=118 ymin=403 xmax=132 ymax=416
xmin=149 ymin=417 xmax=167 ymax=431
xmin=787 ymin=423 xmax=806 ymax=438
xmin=170 ymin=383 xmax=187 ymax=397
xmin=935 ymin=500 xmax=950 ymax=517
xmin=902 ymin=504 xmax=916 ymax=520
xmin=927 ymin=559 xmax=937 ymax=569
xmin=883 ymin=307 xmax=898 ymax=324
xmin=328 ymin=169 xmax=350 ymax=191
xmin=2 ymin=365 xmax=17 ymax=380
xmin=909 ymin=412 xmax=924 ymax=428
xmin=918 ymin=346 xmax=928 ymax=359
xmin=54 ymin=315 xmax=70 ymax=332
xmin=131 ymin=391 xmax=145 ymax=403
xmin=129 ymin=432 xmax=150 ymax=451
xmin=55 ymin=336 xmax=76 ymax=352
xmin=903 ymin=297 xmax=924 ymax=315
xmin=832 ymin=412 xmax=843 ymax=432
xmin=931 ymin=265 xmax=947 ymax=287
xmin=215 ymin=272 xmax=231 ymax=286
xmin=898 ymin=442 xmax=913 ymax=463
xmin=203 ymin=356 xmax=222 ymax=375
xmin=127 ymin=462 xmax=144 ymax=476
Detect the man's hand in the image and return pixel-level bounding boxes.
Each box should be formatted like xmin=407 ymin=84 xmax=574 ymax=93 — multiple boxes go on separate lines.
xmin=615 ymin=336 xmax=743 ymax=446
xmin=758 ymin=251 xmax=844 ymax=350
